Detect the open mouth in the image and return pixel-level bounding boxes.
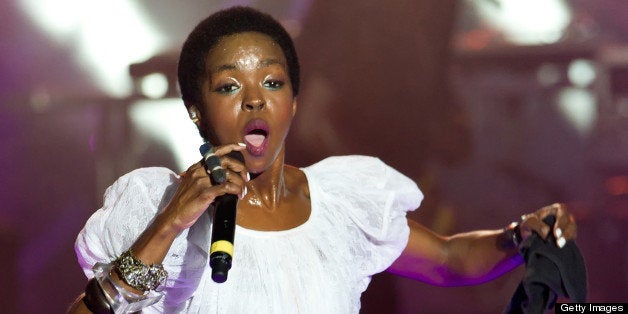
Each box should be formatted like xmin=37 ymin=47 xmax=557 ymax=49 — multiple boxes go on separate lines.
xmin=243 ymin=119 xmax=269 ymax=156
xmin=244 ymin=128 xmax=268 ymax=147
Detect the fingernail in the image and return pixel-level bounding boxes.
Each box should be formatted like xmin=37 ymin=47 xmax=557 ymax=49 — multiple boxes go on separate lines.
xmin=240 ymin=186 xmax=248 ymax=200
xmin=246 ymin=171 xmax=251 ymax=182
xmin=555 ymin=228 xmax=562 ymax=238
xmin=557 ymin=236 xmax=566 ymax=248
xmin=238 ymin=142 xmax=246 ymax=147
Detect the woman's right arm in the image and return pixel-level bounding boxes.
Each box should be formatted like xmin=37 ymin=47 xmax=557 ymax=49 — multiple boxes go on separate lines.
xmin=66 ymin=144 xmax=248 ymax=314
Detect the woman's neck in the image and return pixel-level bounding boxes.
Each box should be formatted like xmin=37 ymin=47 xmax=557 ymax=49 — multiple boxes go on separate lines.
xmin=244 ymin=153 xmax=289 ymax=212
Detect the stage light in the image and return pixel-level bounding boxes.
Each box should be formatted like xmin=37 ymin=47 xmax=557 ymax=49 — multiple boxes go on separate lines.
xmin=556 ymin=87 xmax=597 ymax=137
xmin=18 ymin=0 xmax=166 ymax=97
xmin=140 ymin=73 xmax=169 ymax=99
xmin=568 ymin=59 xmax=597 ymax=88
xmin=128 ymin=98 xmax=203 ymax=171
xmin=475 ymin=0 xmax=571 ymax=45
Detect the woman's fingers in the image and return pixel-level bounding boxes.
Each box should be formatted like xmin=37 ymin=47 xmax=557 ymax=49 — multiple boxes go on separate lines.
xmin=520 ymin=213 xmax=550 ymax=241
xmin=554 ymin=204 xmax=577 ymax=248
xmin=196 ymin=142 xmax=249 ymax=199
xmin=167 ymin=158 xmax=247 ymax=232
xmin=521 ymin=203 xmax=577 ymax=248
xmin=541 ymin=203 xmax=576 ymax=247
xmin=181 ymin=142 xmax=249 ymax=203
xmin=213 ymin=143 xmax=250 ymax=186
xmin=198 ymin=177 xmax=243 ymax=200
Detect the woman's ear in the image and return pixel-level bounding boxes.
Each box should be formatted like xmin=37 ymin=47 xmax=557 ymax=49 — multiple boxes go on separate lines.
xmin=188 ymin=105 xmax=202 ymax=127
xmin=291 ymin=98 xmax=297 ymax=117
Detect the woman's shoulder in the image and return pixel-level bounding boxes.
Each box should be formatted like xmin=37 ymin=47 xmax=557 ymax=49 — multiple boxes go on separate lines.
xmin=300 ymin=156 xmax=421 ymax=275
xmin=306 ymin=155 xmax=383 ymax=168
xmin=104 ymin=166 xmax=178 ymax=195
xmin=303 ymin=155 xmax=386 ymax=176
xmin=301 ymin=154 xmax=423 ymax=211
xmin=96 ymin=166 xmax=179 ymax=223
xmin=302 ymin=155 xmax=404 ymax=188
xmin=84 ymin=166 xmax=178 ymax=237
xmin=115 ymin=166 xmax=178 ymax=185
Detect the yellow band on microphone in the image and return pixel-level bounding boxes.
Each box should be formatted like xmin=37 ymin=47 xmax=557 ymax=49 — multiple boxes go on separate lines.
xmin=210 ymin=240 xmax=234 ymax=257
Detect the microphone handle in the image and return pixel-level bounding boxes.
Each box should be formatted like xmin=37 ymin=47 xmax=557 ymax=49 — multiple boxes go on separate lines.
xmin=198 ymin=148 xmax=244 ymax=283
xmin=210 ymin=193 xmax=238 ymax=283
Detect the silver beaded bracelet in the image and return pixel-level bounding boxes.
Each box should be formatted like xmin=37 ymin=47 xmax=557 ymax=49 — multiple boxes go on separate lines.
xmin=113 ymin=249 xmax=168 ymax=292
xmin=92 ymin=262 xmax=163 ymax=313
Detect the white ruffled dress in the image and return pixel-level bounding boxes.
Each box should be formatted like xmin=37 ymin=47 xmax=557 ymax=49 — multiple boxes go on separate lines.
xmin=75 ymin=155 xmax=423 ymax=313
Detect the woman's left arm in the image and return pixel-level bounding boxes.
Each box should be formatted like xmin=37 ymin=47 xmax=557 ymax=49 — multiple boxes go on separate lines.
xmin=387 ymin=203 xmax=576 ymax=286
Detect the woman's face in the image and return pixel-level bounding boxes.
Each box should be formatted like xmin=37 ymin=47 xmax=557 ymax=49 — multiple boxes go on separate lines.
xmin=199 ymin=31 xmax=296 ymax=174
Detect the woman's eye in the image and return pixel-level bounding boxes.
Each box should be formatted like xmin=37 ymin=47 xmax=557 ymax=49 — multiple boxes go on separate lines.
xmin=215 ymin=84 xmax=239 ymax=94
xmin=264 ymin=80 xmax=284 ymax=90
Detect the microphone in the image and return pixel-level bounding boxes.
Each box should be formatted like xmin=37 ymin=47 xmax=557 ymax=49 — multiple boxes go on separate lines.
xmin=199 ymin=143 xmax=244 ymax=283
xmin=199 ymin=143 xmax=226 ymax=184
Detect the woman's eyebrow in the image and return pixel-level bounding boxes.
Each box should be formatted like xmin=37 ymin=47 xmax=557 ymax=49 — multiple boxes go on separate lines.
xmin=211 ymin=58 xmax=285 ymax=74
xmin=259 ymin=58 xmax=284 ymax=68
xmin=211 ymin=63 xmax=237 ymax=73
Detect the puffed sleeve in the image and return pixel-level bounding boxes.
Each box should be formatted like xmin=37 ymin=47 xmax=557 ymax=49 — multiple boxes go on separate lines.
xmin=75 ymin=167 xmax=211 ymax=311
xmin=306 ymin=155 xmax=423 ymax=277
xmin=74 ymin=167 xmax=178 ymax=278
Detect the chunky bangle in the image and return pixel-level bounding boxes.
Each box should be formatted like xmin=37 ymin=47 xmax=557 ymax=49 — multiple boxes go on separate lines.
xmin=83 ymin=277 xmax=113 ymax=314
xmin=503 ymin=221 xmax=523 ymax=250
xmin=113 ymin=249 xmax=168 ymax=292
xmin=93 ymin=262 xmax=163 ymax=313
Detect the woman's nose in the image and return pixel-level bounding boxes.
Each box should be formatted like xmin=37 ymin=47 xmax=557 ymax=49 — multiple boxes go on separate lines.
xmin=242 ymin=96 xmax=265 ymax=111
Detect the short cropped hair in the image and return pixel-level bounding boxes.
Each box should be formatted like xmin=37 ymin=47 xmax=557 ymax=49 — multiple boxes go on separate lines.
xmin=178 ymin=6 xmax=300 ymax=110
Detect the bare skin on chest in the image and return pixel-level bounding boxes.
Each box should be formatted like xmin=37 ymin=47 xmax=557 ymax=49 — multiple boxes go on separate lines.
xmin=236 ymin=165 xmax=311 ymax=231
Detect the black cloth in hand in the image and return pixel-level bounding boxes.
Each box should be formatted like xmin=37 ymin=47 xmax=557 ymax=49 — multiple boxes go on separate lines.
xmin=504 ymin=215 xmax=587 ymax=314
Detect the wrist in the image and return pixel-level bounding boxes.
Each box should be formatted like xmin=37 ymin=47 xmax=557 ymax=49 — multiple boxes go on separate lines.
xmin=113 ymin=249 xmax=168 ymax=292
xmin=93 ymin=262 xmax=164 ymax=313
xmin=155 ymin=207 xmax=193 ymax=237
xmin=130 ymin=212 xmax=181 ymax=265
xmin=501 ymin=221 xmax=523 ymax=251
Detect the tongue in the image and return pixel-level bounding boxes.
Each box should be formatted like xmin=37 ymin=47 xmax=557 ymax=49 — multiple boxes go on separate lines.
xmin=244 ymin=134 xmax=266 ymax=147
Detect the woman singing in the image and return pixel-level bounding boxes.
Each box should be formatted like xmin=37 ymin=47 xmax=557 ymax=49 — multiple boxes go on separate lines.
xmin=67 ymin=6 xmax=576 ymax=314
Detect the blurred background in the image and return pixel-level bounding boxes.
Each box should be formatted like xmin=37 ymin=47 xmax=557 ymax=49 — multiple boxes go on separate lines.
xmin=1 ymin=0 xmax=627 ymax=312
